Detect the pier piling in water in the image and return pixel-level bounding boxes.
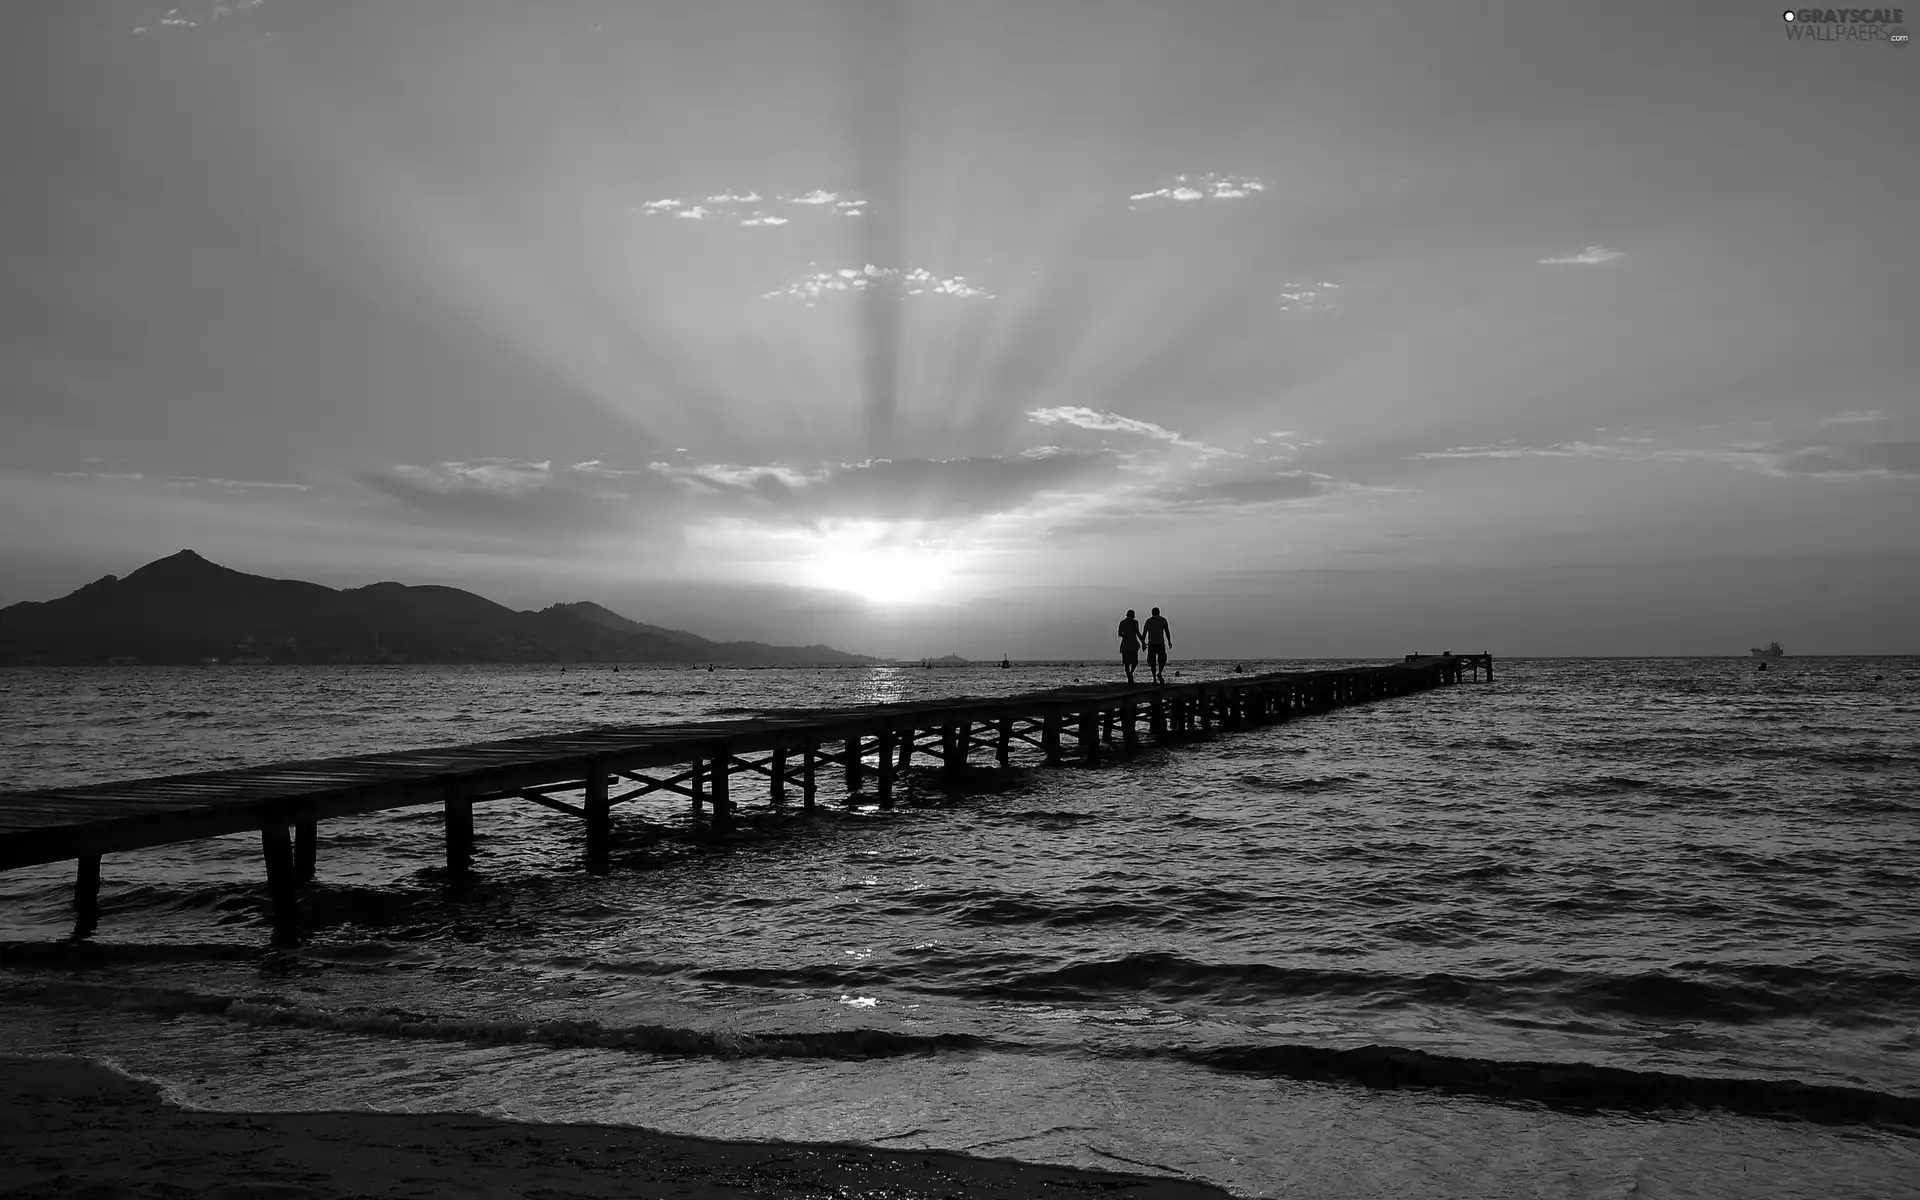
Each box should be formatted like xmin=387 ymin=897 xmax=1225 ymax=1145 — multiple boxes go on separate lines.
xmin=0 ymin=655 xmax=1493 ymax=944
xmin=259 ymin=822 xmax=298 ymax=946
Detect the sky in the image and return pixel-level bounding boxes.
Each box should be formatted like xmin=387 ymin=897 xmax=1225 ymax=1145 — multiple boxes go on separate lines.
xmin=1 ymin=0 xmax=1914 ymax=658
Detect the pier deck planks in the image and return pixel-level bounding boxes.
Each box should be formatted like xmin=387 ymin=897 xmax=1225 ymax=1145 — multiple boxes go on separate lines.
xmin=0 ymin=657 xmax=1489 ymax=874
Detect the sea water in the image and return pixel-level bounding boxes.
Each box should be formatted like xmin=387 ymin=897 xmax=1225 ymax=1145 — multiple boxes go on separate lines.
xmin=2 ymin=658 xmax=1916 ymax=1198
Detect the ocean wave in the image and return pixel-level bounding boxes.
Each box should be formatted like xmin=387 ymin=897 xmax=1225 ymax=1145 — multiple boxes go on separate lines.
xmin=1234 ymin=774 xmax=1356 ymax=793
xmin=957 ymin=953 xmax=1920 ymax=1020
xmin=998 ymin=809 xmax=1102 ymax=826
xmin=1539 ymin=776 xmax=1740 ymax=803
xmin=2 ymin=979 xmax=990 ymax=1061
xmin=1172 ymin=1041 xmax=1920 ymax=1128
xmin=8 ymin=975 xmax=1914 ymax=1130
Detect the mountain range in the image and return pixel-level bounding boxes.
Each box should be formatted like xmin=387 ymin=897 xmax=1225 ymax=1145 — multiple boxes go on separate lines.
xmin=0 ymin=551 xmax=878 ymax=666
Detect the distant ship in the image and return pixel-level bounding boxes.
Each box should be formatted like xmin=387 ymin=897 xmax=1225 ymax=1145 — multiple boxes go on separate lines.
xmin=1750 ymin=641 xmax=1785 ymax=659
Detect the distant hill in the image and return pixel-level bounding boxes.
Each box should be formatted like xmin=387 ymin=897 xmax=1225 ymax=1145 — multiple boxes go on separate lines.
xmin=0 ymin=550 xmax=879 ymax=666
xmin=547 ymin=601 xmax=877 ymax=667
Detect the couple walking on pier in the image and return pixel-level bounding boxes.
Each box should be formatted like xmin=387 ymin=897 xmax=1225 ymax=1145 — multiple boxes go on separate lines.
xmin=1117 ymin=608 xmax=1172 ymax=685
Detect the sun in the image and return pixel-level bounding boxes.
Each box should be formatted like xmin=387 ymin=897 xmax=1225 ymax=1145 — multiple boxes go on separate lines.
xmin=797 ymin=538 xmax=966 ymax=607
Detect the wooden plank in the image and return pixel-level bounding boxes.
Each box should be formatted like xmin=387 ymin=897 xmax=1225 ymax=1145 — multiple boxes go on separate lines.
xmin=1 ymin=660 xmax=1460 ymax=872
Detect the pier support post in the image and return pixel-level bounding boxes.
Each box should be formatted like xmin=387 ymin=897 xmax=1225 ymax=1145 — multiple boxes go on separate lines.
xmin=1150 ymin=697 xmax=1167 ymax=740
xmin=996 ymin=717 xmax=1012 ymax=766
xmin=878 ymin=732 xmax=896 ymax=808
xmin=585 ymin=769 xmax=611 ymax=875
xmin=445 ymin=795 xmax=473 ymax=879
xmin=1485 ymin=653 xmax=1495 ymax=682
xmin=1122 ymin=701 xmax=1139 ymax=752
xmin=846 ymin=736 xmax=864 ymax=793
xmin=1079 ymin=712 xmax=1100 ymax=764
xmin=260 ymin=822 xmax=299 ymax=946
xmin=72 ymin=854 xmax=101 ymax=940
xmin=1199 ymin=693 xmax=1212 ymax=734
xmin=899 ymin=730 xmax=914 ymax=770
xmin=295 ymin=820 xmax=318 ymax=882
xmin=712 ymin=756 xmax=733 ymax=832
xmin=771 ymin=750 xmax=787 ymax=806
xmin=941 ymin=725 xmax=959 ymax=775
xmin=691 ymin=757 xmax=705 ymax=813
xmin=802 ymin=745 xmax=818 ymax=810
xmin=1043 ymin=714 xmax=1063 ymax=765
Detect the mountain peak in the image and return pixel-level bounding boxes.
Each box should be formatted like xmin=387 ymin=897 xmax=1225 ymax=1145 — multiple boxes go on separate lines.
xmin=126 ymin=549 xmax=231 ymax=581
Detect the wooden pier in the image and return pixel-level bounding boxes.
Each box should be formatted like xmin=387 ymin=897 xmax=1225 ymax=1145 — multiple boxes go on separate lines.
xmin=0 ymin=655 xmax=1491 ymax=944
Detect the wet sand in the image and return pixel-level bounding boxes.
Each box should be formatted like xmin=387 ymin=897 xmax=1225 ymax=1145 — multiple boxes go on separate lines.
xmin=1 ymin=1056 xmax=1232 ymax=1199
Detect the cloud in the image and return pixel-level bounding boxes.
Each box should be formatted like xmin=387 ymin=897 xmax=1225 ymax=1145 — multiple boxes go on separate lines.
xmin=1413 ymin=434 xmax=1920 ymax=480
xmin=1026 ymin=406 xmax=1235 ymax=459
xmin=635 ymin=188 xmax=868 ymax=225
xmin=1821 ymin=410 xmax=1888 ymax=425
xmin=359 ymin=453 xmax=1123 ymax=538
xmin=1128 ymin=173 xmax=1268 ymax=210
xmin=1034 ymin=467 xmax=1356 ymax=541
xmin=132 ymin=0 xmax=267 ymax=34
xmin=56 ymin=470 xmax=308 ymax=492
xmin=1252 ymin=433 xmax=1327 ymax=457
xmin=1538 ymin=245 xmax=1625 ymax=265
xmin=762 ymin=265 xmax=993 ymax=302
xmin=657 ymin=454 xmax=1121 ymax=523
xmin=1278 ymin=281 xmax=1340 ymax=312
xmin=357 ymin=459 xmax=654 ymax=534
xmin=1413 ymin=439 xmax=1626 ymax=460
xmin=393 ymin=458 xmax=555 ymax=492
xmin=1769 ymin=442 xmax=1920 ymax=478
xmin=1147 ymin=472 xmax=1335 ymax=510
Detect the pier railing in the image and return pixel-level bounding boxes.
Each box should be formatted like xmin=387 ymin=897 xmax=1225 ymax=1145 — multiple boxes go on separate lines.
xmin=0 ymin=654 xmax=1492 ymax=943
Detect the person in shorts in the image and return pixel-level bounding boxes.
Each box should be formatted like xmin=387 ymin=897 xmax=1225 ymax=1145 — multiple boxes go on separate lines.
xmin=1142 ymin=607 xmax=1172 ymax=683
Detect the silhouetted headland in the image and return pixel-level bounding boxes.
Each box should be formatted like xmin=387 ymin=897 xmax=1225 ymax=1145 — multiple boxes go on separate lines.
xmin=0 ymin=550 xmax=877 ymax=667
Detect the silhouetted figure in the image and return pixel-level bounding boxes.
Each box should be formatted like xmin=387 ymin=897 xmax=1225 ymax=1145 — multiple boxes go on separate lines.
xmin=1117 ymin=609 xmax=1143 ymax=684
xmin=1758 ymin=661 xmax=1768 ymax=671
xmin=1143 ymin=607 xmax=1172 ymax=683
xmin=708 ymin=663 xmax=714 ymax=672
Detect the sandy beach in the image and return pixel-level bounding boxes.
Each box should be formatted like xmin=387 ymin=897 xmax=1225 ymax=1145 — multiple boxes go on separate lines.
xmin=1 ymin=1056 xmax=1231 ymax=1200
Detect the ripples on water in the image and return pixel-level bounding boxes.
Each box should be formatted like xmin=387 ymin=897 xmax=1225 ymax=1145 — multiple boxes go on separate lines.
xmin=2 ymin=658 xmax=1918 ymax=1197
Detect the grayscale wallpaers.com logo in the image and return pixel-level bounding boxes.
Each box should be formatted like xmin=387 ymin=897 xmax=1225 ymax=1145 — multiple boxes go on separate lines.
xmin=1783 ymin=8 xmax=1910 ymax=41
